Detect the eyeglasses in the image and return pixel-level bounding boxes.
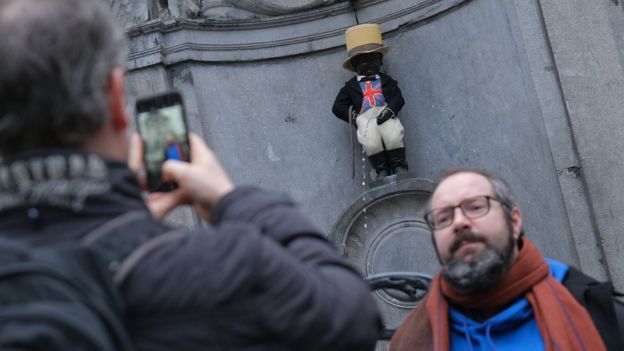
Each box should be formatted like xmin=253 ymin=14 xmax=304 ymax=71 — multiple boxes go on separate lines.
xmin=424 ymin=195 xmax=502 ymax=230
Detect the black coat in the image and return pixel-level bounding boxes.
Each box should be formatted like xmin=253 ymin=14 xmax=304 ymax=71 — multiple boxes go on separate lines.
xmin=563 ymin=267 xmax=624 ymax=350
xmin=332 ymin=73 xmax=405 ymax=123
xmin=0 ymin=151 xmax=381 ymax=351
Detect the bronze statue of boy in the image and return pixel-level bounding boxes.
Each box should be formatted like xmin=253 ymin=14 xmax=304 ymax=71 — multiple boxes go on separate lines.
xmin=332 ymin=24 xmax=408 ymax=178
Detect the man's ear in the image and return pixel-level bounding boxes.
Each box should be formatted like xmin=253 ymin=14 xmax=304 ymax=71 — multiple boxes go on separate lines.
xmin=106 ymin=67 xmax=128 ymax=131
xmin=510 ymin=207 xmax=523 ymax=239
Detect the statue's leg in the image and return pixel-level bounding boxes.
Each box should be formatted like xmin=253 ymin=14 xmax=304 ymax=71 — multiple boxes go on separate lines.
xmin=379 ymin=118 xmax=408 ymax=174
xmin=356 ymin=108 xmax=384 ymax=155
xmin=356 ymin=107 xmax=390 ymax=177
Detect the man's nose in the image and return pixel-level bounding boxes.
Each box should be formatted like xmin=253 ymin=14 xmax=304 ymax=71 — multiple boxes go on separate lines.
xmin=452 ymin=207 xmax=470 ymax=233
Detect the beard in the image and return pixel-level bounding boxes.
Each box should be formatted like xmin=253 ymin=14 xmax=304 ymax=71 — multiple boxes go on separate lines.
xmin=440 ymin=229 xmax=515 ymax=294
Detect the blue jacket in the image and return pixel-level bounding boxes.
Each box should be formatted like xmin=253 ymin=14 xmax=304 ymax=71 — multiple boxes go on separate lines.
xmin=448 ymin=259 xmax=568 ymax=351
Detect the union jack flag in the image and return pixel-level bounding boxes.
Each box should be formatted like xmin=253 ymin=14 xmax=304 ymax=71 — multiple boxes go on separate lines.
xmin=359 ymin=79 xmax=386 ymax=113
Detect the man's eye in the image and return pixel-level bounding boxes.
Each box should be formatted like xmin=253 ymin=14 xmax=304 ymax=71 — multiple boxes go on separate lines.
xmin=465 ymin=201 xmax=486 ymax=214
xmin=434 ymin=211 xmax=452 ymax=226
xmin=469 ymin=204 xmax=483 ymax=211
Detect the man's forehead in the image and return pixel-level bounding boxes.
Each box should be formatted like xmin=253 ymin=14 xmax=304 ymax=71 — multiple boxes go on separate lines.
xmin=431 ymin=172 xmax=494 ymax=207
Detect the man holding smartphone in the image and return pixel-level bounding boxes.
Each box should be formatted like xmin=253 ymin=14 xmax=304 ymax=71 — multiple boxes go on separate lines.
xmin=0 ymin=0 xmax=381 ymax=350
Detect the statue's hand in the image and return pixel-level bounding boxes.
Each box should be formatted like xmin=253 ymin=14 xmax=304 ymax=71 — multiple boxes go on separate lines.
xmin=377 ymin=108 xmax=395 ymax=125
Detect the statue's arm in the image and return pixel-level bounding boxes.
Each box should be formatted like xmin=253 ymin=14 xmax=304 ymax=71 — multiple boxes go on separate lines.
xmin=384 ymin=77 xmax=405 ymax=116
xmin=332 ymin=85 xmax=354 ymax=123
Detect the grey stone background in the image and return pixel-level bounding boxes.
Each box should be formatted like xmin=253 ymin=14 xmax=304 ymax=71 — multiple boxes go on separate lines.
xmin=113 ymin=0 xmax=624 ymax=297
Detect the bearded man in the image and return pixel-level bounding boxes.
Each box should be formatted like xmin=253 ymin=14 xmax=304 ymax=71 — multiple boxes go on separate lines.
xmin=390 ymin=169 xmax=624 ymax=351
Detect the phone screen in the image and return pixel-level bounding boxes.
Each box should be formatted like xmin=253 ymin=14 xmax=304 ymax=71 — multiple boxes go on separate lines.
xmin=136 ymin=92 xmax=190 ymax=192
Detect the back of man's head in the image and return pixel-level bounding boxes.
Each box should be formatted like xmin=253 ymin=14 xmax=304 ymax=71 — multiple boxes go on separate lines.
xmin=0 ymin=0 xmax=124 ymax=157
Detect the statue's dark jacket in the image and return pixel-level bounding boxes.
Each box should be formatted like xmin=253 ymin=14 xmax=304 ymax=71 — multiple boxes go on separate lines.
xmin=332 ymin=73 xmax=405 ymax=123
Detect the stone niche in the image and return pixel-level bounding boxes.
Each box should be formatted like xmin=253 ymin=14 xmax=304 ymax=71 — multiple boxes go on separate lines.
xmin=330 ymin=176 xmax=437 ymax=348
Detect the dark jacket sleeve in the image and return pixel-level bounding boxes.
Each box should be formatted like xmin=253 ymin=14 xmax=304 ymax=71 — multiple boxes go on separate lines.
xmin=382 ymin=74 xmax=405 ymax=116
xmin=563 ymin=267 xmax=624 ymax=350
xmin=615 ymin=298 xmax=624 ymax=342
xmin=125 ymin=186 xmax=381 ymax=351
xmin=211 ymin=186 xmax=381 ymax=349
xmin=332 ymin=83 xmax=355 ymax=123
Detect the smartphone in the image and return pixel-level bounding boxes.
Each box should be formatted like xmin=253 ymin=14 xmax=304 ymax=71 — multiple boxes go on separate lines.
xmin=135 ymin=91 xmax=190 ymax=192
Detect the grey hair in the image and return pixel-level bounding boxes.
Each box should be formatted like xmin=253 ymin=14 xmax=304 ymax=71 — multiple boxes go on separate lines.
xmin=0 ymin=0 xmax=125 ymax=156
xmin=427 ymin=168 xmax=518 ymax=213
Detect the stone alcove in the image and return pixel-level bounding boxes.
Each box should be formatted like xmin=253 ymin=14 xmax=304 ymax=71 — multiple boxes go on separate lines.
xmin=330 ymin=175 xmax=437 ymax=345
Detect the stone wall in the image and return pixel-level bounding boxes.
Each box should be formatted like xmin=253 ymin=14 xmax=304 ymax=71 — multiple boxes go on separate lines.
xmin=114 ymin=0 xmax=624 ymax=293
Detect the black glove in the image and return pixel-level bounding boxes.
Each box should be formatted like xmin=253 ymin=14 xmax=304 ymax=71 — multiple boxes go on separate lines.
xmin=377 ymin=108 xmax=395 ymax=125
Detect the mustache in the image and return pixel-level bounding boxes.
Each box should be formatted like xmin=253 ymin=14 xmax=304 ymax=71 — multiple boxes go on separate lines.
xmin=449 ymin=231 xmax=486 ymax=254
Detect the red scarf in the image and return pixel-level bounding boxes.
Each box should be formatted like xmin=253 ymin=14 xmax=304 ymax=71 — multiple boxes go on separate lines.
xmin=389 ymin=239 xmax=605 ymax=351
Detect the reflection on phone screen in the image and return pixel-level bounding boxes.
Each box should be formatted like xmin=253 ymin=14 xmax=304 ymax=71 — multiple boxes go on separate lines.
xmin=137 ymin=104 xmax=190 ymax=191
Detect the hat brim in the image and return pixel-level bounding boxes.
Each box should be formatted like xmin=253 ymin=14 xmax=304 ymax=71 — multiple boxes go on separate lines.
xmin=343 ymin=46 xmax=389 ymax=71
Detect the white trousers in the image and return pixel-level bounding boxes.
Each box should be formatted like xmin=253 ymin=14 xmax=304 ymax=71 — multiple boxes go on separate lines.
xmin=356 ymin=106 xmax=405 ymax=156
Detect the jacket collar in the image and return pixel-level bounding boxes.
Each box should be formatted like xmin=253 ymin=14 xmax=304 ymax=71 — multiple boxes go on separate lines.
xmin=0 ymin=149 xmax=147 ymax=217
xmin=348 ymin=72 xmax=389 ymax=89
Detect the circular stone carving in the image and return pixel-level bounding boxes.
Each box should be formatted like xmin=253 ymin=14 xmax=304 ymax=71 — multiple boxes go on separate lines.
xmin=330 ymin=176 xmax=437 ymax=350
xmin=367 ymin=220 xmax=436 ymax=308
xmin=330 ymin=176 xmax=438 ymax=309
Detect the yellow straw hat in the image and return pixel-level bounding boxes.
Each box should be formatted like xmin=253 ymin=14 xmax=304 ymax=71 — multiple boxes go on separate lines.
xmin=342 ymin=23 xmax=389 ymax=71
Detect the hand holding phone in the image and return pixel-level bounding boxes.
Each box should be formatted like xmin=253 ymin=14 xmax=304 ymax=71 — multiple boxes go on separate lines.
xmin=129 ymin=132 xmax=235 ymax=220
xmin=135 ymin=91 xmax=190 ymax=192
